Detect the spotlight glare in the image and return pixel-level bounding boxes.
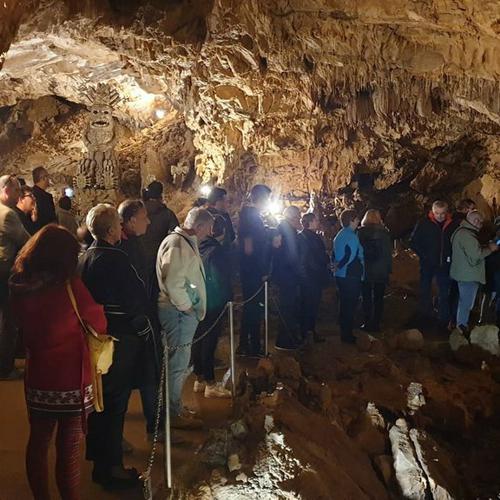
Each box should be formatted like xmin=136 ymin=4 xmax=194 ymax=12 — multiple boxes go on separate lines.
xmin=155 ymin=108 xmax=166 ymax=119
xmin=200 ymin=185 xmax=212 ymax=197
xmin=267 ymin=199 xmax=283 ymax=216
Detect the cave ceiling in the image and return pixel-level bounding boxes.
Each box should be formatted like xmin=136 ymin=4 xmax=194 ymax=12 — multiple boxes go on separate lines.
xmin=0 ymin=0 xmax=499 ymax=220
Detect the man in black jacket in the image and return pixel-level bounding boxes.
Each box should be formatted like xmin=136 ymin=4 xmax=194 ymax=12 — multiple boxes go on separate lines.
xmin=298 ymin=213 xmax=329 ymax=343
xmin=14 ymin=185 xmax=37 ymax=235
xmin=207 ymin=187 xmax=235 ymax=248
xmin=79 ymin=203 xmax=152 ymax=491
xmin=274 ymin=206 xmax=303 ymax=351
xmin=410 ymin=200 xmax=456 ymax=329
xmin=31 ymin=167 xmax=56 ymax=230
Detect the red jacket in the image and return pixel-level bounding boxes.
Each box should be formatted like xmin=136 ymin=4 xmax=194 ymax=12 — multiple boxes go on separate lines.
xmin=10 ymin=277 xmax=107 ymax=395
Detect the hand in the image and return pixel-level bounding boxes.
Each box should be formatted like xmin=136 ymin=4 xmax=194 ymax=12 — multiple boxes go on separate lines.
xmin=488 ymin=242 xmax=499 ymax=252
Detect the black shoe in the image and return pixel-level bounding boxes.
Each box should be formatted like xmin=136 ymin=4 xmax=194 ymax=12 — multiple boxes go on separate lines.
xmin=236 ymin=346 xmax=248 ymax=357
xmin=94 ymin=467 xmax=141 ymax=491
xmin=275 ymin=343 xmax=299 ymax=351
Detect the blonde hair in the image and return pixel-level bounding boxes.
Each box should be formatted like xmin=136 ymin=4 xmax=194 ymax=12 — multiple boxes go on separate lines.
xmin=361 ymin=209 xmax=382 ymax=226
xmin=86 ymin=203 xmax=120 ymax=240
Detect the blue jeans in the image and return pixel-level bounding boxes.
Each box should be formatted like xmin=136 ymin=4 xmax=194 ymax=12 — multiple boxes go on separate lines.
xmin=456 ymin=281 xmax=479 ymax=328
xmin=419 ymin=266 xmax=451 ymax=324
xmin=158 ymin=305 xmax=199 ymax=416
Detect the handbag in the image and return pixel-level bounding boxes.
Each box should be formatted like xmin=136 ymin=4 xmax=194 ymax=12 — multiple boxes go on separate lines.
xmin=66 ymin=282 xmax=115 ymax=412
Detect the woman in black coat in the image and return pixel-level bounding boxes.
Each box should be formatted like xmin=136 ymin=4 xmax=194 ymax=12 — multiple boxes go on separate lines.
xmin=357 ymin=209 xmax=392 ymax=332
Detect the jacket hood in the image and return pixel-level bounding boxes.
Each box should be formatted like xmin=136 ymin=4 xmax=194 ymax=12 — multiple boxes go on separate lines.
xmin=9 ymin=272 xmax=62 ymax=295
xmin=460 ymin=219 xmax=479 ymax=233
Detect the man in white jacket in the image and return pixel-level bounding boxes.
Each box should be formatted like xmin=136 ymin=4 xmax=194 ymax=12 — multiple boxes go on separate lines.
xmin=156 ymin=207 xmax=213 ymax=428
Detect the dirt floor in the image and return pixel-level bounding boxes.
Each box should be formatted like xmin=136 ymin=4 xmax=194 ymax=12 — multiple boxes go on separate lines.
xmin=2 ymin=250 xmax=500 ymax=499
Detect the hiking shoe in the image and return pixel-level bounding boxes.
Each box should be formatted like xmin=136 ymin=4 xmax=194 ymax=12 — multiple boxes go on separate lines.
xmin=275 ymin=343 xmax=299 ymax=352
xmin=193 ymin=380 xmax=206 ymax=393
xmin=204 ymin=383 xmax=232 ymax=399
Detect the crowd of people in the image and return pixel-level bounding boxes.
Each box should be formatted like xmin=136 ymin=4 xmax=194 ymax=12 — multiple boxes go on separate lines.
xmin=0 ymin=167 xmax=499 ymax=498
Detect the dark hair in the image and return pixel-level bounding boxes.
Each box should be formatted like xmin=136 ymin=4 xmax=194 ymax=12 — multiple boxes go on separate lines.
xmin=58 ymin=196 xmax=72 ymax=211
xmin=301 ymin=212 xmax=317 ymax=229
xmin=12 ymin=225 xmax=80 ymax=287
xmin=456 ymin=198 xmax=475 ymax=212
xmin=340 ymin=209 xmax=358 ymax=228
xmin=250 ymin=184 xmax=271 ymax=204
xmin=212 ymin=215 xmax=226 ymax=238
xmin=18 ymin=178 xmax=26 ymax=186
xmin=118 ymin=199 xmax=145 ymax=223
xmin=193 ymin=197 xmax=208 ymax=208
xmin=208 ymin=187 xmax=227 ymax=205
xmin=20 ymin=185 xmax=33 ymax=198
xmin=32 ymin=166 xmax=48 ymax=184
xmin=142 ymin=181 xmax=163 ymax=201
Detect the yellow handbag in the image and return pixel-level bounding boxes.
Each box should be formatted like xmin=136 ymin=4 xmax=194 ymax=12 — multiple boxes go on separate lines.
xmin=66 ymin=282 xmax=115 ymax=412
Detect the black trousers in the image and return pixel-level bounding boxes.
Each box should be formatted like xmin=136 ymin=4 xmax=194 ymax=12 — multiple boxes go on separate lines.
xmin=86 ymin=334 xmax=143 ymax=472
xmin=240 ymin=273 xmax=264 ymax=354
xmin=276 ymin=283 xmax=302 ymax=348
xmin=192 ymin=307 xmax=224 ymax=382
xmin=336 ymin=277 xmax=361 ymax=341
xmin=300 ymin=281 xmax=323 ymax=336
xmin=361 ymin=281 xmax=386 ymax=329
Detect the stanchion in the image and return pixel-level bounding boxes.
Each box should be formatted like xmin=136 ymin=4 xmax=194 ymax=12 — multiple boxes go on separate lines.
xmin=164 ymin=350 xmax=172 ymax=490
xmin=264 ymin=280 xmax=269 ymax=357
xmin=228 ymin=301 xmax=236 ymax=398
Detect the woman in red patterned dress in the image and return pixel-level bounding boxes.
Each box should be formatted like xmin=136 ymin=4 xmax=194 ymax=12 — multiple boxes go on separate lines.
xmin=9 ymin=225 xmax=107 ymax=500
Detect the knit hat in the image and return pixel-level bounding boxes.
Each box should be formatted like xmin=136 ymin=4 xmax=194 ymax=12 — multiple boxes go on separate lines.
xmin=143 ymin=181 xmax=163 ymax=200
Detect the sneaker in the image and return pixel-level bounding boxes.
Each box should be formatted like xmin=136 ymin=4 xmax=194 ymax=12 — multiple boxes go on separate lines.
xmin=275 ymin=343 xmax=299 ymax=352
xmin=193 ymin=380 xmax=206 ymax=393
xmin=0 ymin=368 xmax=23 ymax=381
xmin=171 ymin=414 xmax=203 ymax=430
xmin=204 ymin=383 xmax=232 ymax=399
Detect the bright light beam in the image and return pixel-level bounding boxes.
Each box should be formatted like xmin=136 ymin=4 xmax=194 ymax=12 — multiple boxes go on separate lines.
xmin=200 ymin=185 xmax=212 ymax=197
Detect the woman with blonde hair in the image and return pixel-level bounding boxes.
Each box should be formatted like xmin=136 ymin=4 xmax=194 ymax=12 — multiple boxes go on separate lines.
xmin=358 ymin=209 xmax=392 ymax=332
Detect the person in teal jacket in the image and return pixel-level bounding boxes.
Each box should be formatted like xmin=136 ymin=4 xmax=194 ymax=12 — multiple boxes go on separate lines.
xmin=333 ymin=209 xmax=364 ymax=343
xmin=450 ymin=210 xmax=498 ymax=331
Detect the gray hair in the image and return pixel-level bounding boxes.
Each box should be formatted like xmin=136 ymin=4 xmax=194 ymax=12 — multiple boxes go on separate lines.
xmin=183 ymin=207 xmax=213 ymax=230
xmin=0 ymin=174 xmax=18 ymax=190
xmin=466 ymin=209 xmax=483 ymax=225
xmin=86 ymin=203 xmax=120 ymax=240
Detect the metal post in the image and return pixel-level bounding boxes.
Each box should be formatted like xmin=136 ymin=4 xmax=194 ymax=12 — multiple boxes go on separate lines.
xmin=228 ymin=301 xmax=236 ymax=398
xmin=164 ymin=348 xmax=172 ymax=490
xmin=264 ymin=281 xmax=269 ymax=357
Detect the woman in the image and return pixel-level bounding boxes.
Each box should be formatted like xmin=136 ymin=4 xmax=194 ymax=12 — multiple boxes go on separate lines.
xmin=333 ymin=209 xmax=364 ymax=344
xmin=450 ymin=210 xmax=498 ymax=332
xmin=358 ymin=209 xmax=392 ymax=332
xmin=9 ymin=225 xmax=107 ymax=500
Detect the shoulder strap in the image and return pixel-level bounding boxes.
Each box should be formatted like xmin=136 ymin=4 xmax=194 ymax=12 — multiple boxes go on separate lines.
xmin=174 ymin=232 xmax=196 ymax=253
xmin=66 ymin=282 xmax=85 ymax=329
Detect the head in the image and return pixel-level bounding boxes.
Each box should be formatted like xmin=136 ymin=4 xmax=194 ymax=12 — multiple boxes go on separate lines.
xmin=192 ymin=197 xmax=208 ymax=208
xmin=250 ymin=184 xmax=272 ymax=211
xmin=340 ymin=209 xmax=360 ymax=230
xmin=118 ymin=199 xmax=150 ymax=237
xmin=32 ymin=166 xmax=49 ymax=190
xmin=361 ymin=209 xmax=382 ymax=226
xmin=207 ymin=187 xmax=228 ymax=211
xmin=17 ymin=185 xmax=36 ymax=214
xmin=183 ymin=207 xmax=214 ymax=241
xmin=212 ymin=215 xmax=226 ymax=242
xmin=431 ymin=200 xmax=449 ymax=223
xmin=142 ymin=181 xmax=163 ymax=202
xmin=0 ymin=175 xmax=22 ymax=208
xmin=283 ymin=205 xmax=302 ymax=231
xmin=86 ymin=203 xmax=122 ymax=245
xmin=466 ymin=210 xmax=483 ymax=229
xmin=12 ymin=225 xmax=80 ymax=286
xmin=456 ymin=198 xmax=476 ymax=214
xmin=302 ymin=212 xmax=319 ymax=231
xmin=58 ymin=196 xmax=72 ymax=211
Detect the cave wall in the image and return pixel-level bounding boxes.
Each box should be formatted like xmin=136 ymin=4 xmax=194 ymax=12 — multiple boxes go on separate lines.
xmin=0 ymin=0 xmax=499 ymax=225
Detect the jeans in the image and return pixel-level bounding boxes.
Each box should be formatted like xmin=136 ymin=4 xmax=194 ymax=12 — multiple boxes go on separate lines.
xmin=457 ymin=281 xmax=480 ymax=328
xmin=240 ymin=273 xmax=264 ymax=354
xmin=419 ymin=266 xmax=451 ymax=323
xmin=336 ymin=277 xmax=361 ymax=341
xmin=300 ymin=281 xmax=323 ymax=336
xmin=158 ymin=305 xmax=199 ymax=416
xmin=362 ymin=281 xmax=386 ymax=330
xmin=86 ymin=334 xmax=143 ymax=472
xmin=192 ymin=307 xmax=224 ymax=382
xmin=276 ymin=283 xmax=302 ymax=349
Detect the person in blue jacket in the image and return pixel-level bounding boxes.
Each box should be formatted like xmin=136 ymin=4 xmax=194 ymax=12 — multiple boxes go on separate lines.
xmin=333 ymin=209 xmax=364 ymax=343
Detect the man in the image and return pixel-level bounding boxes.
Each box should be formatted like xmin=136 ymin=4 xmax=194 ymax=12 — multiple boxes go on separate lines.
xmin=0 ymin=175 xmax=30 ymax=379
xmin=156 ymin=207 xmax=212 ymax=429
xmin=453 ymin=198 xmax=476 ymax=224
xmin=273 ymin=206 xmax=304 ymax=351
xmin=14 ymin=185 xmax=37 ymax=235
xmin=32 ymin=166 xmax=57 ymax=230
xmin=207 ymin=187 xmax=235 ymax=248
xmin=298 ymin=213 xmax=329 ymax=343
xmin=237 ymin=184 xmax=272 ymax=357
xmin=410 ymin=200 xmax=455 ymax=330
xmin=56 ymin=196 xmax=78 ymax=236
xmin=79 ymin=204 xmax=153 ymax=490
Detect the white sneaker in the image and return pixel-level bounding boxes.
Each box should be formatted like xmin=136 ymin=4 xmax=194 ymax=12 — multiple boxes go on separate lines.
xmin=204 ymin=383 xmax=232 ymax=399
xmin=193 ymin=380 xmax=206 ymax=393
